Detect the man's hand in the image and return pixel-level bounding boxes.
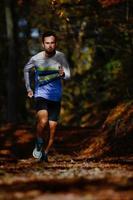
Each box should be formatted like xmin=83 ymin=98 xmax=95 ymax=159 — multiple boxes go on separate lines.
xmin=27 ymin=90 xmax=33 ymax=98
xmin=58 ymin=66 xmax=65 ymax=77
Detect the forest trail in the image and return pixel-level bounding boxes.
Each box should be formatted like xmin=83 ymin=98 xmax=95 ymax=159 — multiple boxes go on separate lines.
xmin=0 ymin=155 xmax=133 ymax=200
xmin=0 ymin=124 xmax=133 ymax=200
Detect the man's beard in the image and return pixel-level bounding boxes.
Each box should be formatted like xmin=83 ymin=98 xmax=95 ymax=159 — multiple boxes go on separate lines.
xmin=45 ymin=49 xmax=56 ymax=57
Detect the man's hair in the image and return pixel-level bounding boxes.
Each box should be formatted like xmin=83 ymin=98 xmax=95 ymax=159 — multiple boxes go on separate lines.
xmin=41 ymin=31 xmax=57 ymax=43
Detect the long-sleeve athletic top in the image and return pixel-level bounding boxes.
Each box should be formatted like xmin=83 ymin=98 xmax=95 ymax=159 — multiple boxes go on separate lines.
xmin=24 ymin=50 xmax=70 ymax=102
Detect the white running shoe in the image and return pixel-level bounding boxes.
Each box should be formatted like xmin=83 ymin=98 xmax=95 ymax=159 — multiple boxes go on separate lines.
xmin=32 ymin=139 xmax=44 ymax=159
xmin=32 ymin=147 xmax=42 ymax=159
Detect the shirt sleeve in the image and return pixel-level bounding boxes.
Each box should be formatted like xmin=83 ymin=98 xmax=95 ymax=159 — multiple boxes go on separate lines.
xmin=23 ymin=57 xmax=34 ymax=92
xmin=60 ymin=54 xmax=71 ymax=80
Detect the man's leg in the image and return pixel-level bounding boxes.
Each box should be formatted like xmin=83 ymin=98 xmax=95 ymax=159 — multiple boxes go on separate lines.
xmin=33 ymin=110 xmax=48 ymax=159
xmin=43 ymin=100 xmax=60 ymax=158
xmin=45 ymin=120 xmax=57 ymax=154
xmin=36 ymin=110 xmax=48 ymax=138
xmin=39 ymin=120 xmax=57 ymax=162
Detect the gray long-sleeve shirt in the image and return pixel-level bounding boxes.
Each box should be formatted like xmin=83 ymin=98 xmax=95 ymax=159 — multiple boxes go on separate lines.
xmin=24 ymin=50 xmax=70 ymax=101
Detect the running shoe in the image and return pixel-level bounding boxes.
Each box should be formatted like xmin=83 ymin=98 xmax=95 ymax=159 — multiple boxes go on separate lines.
xmin=32 ymin=139 xmax=44 ymax=159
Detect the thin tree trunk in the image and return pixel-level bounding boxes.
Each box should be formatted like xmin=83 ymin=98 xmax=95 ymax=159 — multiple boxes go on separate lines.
xmin=5 ymin=0 xmax=18 ymax=123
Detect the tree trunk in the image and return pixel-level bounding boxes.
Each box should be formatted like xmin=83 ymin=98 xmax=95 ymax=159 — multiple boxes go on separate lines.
xmin=5 ymin=0 xmax=18 ymax=123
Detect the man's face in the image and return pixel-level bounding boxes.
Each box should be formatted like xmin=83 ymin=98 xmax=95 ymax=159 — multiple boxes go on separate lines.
xmin=42 ymin=36 xmax=56 ymax=55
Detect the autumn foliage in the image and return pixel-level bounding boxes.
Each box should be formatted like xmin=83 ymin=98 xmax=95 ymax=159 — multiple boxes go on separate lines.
xmin=98 ymin=0 xmax=126 ymax=7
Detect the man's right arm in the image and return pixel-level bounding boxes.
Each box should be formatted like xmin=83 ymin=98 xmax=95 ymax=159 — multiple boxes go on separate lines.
xmin=24 ymin=57 xmax=34 ymax=98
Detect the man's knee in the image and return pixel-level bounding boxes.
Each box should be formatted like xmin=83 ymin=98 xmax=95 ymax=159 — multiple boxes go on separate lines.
xmin=38 ymin=118 xmax=48 ymax=128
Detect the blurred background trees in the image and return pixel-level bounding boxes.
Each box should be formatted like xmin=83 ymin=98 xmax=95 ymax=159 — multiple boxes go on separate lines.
xmin=0 ymin=0 xmax=132 ymax=127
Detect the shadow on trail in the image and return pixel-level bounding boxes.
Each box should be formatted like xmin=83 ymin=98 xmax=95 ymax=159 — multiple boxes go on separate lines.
xmin=1 ymin=178 xmax=133 ymax=193
xmin=0 ymin=123 xmax=34 ymax=160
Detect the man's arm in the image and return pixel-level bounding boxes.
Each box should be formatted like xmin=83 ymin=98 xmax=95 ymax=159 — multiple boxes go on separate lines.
xmin=24 ymin=57 xmax=34 ymax=97
xmin=60 ymin=54 xmax=71 ymax=80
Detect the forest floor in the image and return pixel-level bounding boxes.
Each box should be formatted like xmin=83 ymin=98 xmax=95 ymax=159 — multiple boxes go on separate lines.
xmin=0 ymin=124 xmax=133 ymax=200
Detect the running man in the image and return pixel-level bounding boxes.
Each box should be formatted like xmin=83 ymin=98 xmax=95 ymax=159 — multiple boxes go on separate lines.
xmin=24 ymin=31 xmax=70 ymax=162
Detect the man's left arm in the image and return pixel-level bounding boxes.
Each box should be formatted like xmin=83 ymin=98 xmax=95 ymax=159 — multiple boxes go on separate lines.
xmin=60 ymin=54 xmax=71 ymax=80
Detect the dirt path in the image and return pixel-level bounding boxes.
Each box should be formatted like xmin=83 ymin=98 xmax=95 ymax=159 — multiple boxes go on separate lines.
xmin=0 ymin=124 xmax=133 ymax=199
xmin=0 ymin=154 xmax=133 ymax=200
